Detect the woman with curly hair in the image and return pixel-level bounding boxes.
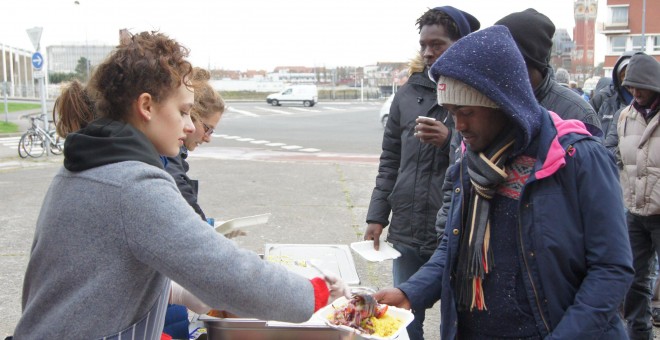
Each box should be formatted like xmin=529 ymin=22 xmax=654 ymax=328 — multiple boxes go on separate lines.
xmin=14 ymin=31 xmax=347 ymax=339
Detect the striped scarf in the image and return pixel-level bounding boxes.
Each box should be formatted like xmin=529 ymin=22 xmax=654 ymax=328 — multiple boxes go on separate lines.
xmin=456 ymin=129 xmax=516 ymax=311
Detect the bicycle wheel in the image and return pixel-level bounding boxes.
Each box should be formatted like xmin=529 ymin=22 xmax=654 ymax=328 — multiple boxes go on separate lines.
xmin=18 ymin=132 xmax=30 ymax=158
xmin=49 ymin=132 xmax=63 ymax=155
xmin=19 ymin=131 xmax=45 ymax=158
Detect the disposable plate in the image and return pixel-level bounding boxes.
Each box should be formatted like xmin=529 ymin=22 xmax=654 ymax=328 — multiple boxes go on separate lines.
xmin=350 ymin=241 xmax=402 ymax=262
xmin=313 ymin=296 xmax=414 ymax=339
xmin=214 ymin=213 xmax=271 ymax=234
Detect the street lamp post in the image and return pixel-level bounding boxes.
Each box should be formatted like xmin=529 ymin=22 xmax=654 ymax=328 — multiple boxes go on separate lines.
xmin=74 ymin=0 xmax=90 ymax=81
xmin=641 ymin=0 xmax=647 ymax=50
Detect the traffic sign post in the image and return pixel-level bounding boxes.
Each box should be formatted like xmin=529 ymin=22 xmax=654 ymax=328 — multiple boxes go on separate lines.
xmin=26 ymin=27 xmax=43 ymax=51
xmin=32 ymin=52 xmax=44 ymax=70
xmin=26 ymin=27 xmax=49 ymax=156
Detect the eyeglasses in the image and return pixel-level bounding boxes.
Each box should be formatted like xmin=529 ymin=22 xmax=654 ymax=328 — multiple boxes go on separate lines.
xmin=201 ymin=121 xmax=215 ymax=137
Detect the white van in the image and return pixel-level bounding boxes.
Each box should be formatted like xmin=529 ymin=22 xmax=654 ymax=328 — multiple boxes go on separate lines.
xmin=266 ymin=85 xmax=318 ymax=107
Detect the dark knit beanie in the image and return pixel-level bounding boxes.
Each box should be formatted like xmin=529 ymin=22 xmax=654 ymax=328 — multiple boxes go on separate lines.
xmin=494 ymin=8 xmax=555 ymax=72
xmin=433 ymin=6 xmax=480 ymax=38
xmin=430 ymin=25 xmax=543 ymax=155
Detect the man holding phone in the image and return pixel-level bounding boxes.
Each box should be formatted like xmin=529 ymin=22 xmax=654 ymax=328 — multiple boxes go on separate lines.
xmin=364 ymin=6 xmax=479 ymax=340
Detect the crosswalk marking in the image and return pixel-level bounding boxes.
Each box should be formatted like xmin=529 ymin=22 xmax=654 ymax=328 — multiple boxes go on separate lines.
xmin=253 ymin=107 xmax=292 ymax=115
xmin=318 ymin=106 xmax=346 ymax=111
xmin=289 ymin=107 xmax=321 ymax=113
xmin=220 ymin=102 xmax=383 ymax=119
xmin=1 ymin=137 xmax=20 ymax=148
xmin=227 ymin=107 xmax=259 ymax=117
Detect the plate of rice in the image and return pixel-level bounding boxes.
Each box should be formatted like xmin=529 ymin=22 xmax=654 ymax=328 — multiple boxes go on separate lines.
xmin=314 ymin=295 xmax=414 ymax=339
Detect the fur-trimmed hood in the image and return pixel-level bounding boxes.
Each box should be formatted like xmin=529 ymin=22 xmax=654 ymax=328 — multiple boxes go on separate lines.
xmin=408 ymin=54 xmax=426 ymax=77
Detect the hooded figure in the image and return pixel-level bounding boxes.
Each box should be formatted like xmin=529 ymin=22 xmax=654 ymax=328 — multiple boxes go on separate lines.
xmin=591 ymin=51 xmax=635 ymax=140
xmin=383 ymin=25 xmax=633 ymax=340
xmin=616 ymin=52 xmax=660 ymax=340
xmin=494 ymin=8 xmax=601 ymax=130
xmin=364 ymin=6 xmax=479 ymax=340
xmin=433 ymin=8 xmax=602 ymax=241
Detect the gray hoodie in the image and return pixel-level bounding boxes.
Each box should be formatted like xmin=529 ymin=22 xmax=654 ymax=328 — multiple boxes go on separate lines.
xmin=622 ymin=53 xmax=660 ymax=93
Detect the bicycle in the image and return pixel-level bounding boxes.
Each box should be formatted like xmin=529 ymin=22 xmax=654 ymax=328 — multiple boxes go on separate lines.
xmin=18 ymin=115 xmax=63 ymax=158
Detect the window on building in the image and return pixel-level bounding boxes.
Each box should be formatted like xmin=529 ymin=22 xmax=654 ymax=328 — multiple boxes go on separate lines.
xmin=654 ymin=36 xmax=660 ymax=52
xmin=609 ymin=6 xmax=628 ymax=26
xmin=632 ymin=36 xmax=646 ymax=52
xmin=610 ymin=36 xmax=627 ymax=53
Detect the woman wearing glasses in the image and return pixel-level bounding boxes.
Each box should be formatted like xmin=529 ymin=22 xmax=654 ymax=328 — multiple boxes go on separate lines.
xmin=164 ymin=67 xmax=223 ymax=222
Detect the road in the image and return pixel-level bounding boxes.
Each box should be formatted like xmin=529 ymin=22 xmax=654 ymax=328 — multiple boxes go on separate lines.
xmin=214 ymin=101 xmax=386 ymax=154
xmin=0 ymin=100 xmax=442 ymax=339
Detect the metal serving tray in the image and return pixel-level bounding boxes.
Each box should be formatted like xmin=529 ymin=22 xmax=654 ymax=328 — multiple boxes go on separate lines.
xmin=264 ymin=243 xmax=360 ymax=285
xmin=200 ymin=315 xmax=366 ymax=340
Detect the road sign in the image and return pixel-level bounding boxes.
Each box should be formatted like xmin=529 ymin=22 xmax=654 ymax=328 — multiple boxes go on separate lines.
xmin=33 ymin=70 xmax=44 ymax=79
xmin=32 ymin=52 xmax=44 ymax=70
xmin=26 ymin=27 xmax=43 ymax=51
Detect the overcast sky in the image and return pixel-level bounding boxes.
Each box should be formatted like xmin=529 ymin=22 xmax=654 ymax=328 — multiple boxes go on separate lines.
xmin=0 ymin=0 xmax=607 ymax=71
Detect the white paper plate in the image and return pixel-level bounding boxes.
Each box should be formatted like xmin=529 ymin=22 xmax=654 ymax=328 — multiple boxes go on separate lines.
xmin=350 ymin=241 xmax=402 ymax=262
xmin=214 ymin=213 xmax=271 ymax=234
xmin=313 ymin=296 xmax=414 ymax=339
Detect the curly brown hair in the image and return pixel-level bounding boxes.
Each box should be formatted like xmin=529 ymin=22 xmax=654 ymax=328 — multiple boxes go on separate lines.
xmin=190 ymin=67 xmax=225 ymax=122
xmin=54 ymin=80 xmax=96 ymax=137
xmin=88 ymin=31 xmax=193 ymax=121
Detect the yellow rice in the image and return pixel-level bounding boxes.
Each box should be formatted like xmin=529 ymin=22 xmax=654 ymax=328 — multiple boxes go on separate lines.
xmin=369 ymin=314 xmax=403 ymax=337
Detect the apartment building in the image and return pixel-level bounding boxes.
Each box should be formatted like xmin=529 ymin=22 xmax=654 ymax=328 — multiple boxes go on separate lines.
xmin=600 ymin=0 xmax=660 ymax=75
xmin=46 ymin=45 xmax=114 ymax=74
xmin=0 ymin=43 xmax=37 ymax=98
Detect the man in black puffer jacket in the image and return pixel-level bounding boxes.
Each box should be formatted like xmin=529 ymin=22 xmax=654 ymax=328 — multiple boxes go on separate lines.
xmin=495 ymin=9 xmax=601 ymax=131
xmin=364 ymin=6 xmax=479 ymax=340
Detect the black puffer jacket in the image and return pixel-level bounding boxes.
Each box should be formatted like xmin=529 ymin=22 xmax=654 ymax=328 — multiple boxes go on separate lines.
xmin=165 ymin=146 xmax=206 ymax=221
xmin=367 ymin=60 xmax=452 ymax=256
xmin=535 ymin=67 xmax=602 ymax=132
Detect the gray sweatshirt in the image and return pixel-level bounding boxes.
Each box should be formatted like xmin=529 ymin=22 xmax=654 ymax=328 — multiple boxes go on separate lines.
xmin=15 ymin=119 xmax=316 ymax=339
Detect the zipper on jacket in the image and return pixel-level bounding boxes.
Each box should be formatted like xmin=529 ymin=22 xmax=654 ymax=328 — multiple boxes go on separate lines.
xmin=517 ymin=197 xmax=550 ymax=333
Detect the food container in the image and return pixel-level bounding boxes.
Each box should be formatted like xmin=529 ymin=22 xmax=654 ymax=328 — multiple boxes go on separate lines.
xmin=350 ymin=241 xmax=401 ymax=262
xmin=314 ymin=297 xmax=414 ymax=340
xmin=264 ymin=243 xmax=361 ymax=285
xmin=200 ymin=315 xmax=367 ymax=340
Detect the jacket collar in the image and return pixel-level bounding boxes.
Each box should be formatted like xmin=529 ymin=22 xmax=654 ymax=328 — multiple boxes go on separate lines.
xmin=407 ymin=67 xmax=437 ymax=90
xmin=533 ymin=69 xmax=553 ymax=103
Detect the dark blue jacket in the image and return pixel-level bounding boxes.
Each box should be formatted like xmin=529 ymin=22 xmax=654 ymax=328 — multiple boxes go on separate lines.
xmin=165 ymin=146 xmax=206 ymax=221
xmin=399 ymin=111 xmax=633 ymax=339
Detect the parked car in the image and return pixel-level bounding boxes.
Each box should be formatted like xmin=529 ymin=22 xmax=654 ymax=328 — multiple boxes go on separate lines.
xmin=266 ymin=85 xmax=318 ymax=107
xmin=379 ymin=94 xmax=394 ymax=128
